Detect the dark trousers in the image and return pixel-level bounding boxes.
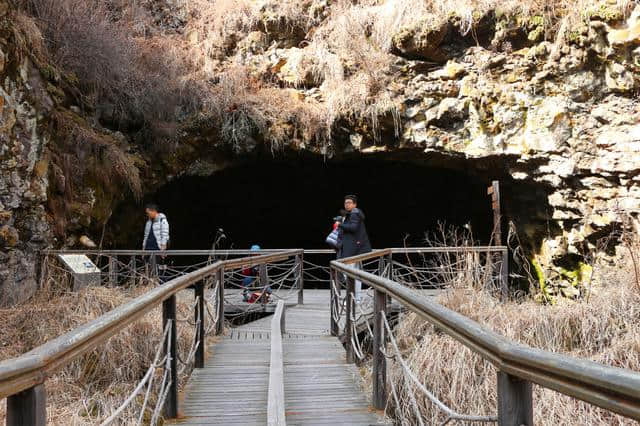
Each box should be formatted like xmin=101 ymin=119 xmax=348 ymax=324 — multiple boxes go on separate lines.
xmin=145 ymin=252 xmax=168 ymax=283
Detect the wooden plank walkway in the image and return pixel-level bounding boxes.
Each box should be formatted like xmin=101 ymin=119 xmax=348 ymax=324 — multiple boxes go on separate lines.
xmin=173 ymin=290 xmax=388 ymax=425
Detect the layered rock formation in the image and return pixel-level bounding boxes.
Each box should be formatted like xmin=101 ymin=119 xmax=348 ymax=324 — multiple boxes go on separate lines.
xmin=0 ymin=5 xmax=52 ymax=304
xmin=2 ymin=0 xmax=640 ymax=303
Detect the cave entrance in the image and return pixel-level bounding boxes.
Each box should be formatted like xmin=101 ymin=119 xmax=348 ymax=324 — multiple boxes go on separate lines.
xmin=110 ymin=155 xmax=502 ymax=251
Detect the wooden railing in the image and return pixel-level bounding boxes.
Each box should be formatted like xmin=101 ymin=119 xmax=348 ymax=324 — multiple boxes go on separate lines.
xmin=329 ymin=246 xmax=508 ymax=354
xmin=0 ymin=250 xmax=303 ymax=425
xmin=331 ymin=250 xmax=640 ymax=424
xmin=267 ymin=300 xmax=286 ymax=426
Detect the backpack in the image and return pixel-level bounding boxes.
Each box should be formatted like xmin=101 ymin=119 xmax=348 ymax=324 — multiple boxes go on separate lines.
xmin=247 ymin=291 xmax=269 ymax=304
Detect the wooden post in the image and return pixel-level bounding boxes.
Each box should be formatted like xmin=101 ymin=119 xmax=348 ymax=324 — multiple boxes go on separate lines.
xmin=377 ymin=256 xmax=385 ymax=277
xmin=150 ymin=254 xmax=157 ymax=280
xmin=387 ymin=252 xmax=393 ymax=279
xmin=500 ymin=248 xmax=509 ymax=299
xmin=330 ymin=269 xmax=339 ymax=337
xmin=345 ymin=277 xmax=355 ymax=363
xmin=163 ymin=295 xmax=178 ymax=419
xmin=372 ymin=289 xmax=387 ymax=409
xmin=35 ymin=253 xmax=45 ymax=289
xmin=280 ymin=304 xmax=286 ymax=335
xmin=195 ymin=280 xmax=205 ymax=369
xmin=6 ymin=384 xmax=46 ymax=426
xmin=497 ymin=371 xmax=533 ymax=426
xmin=297 ymin=253 xmax=304 ymax=305
xmin=216 ymin=268 xmax=224 ymax=335
xmin=130 ymin=255 xmax=137 ymax=285
xmin=259 ymin=263 xmax=268 ymax=306
xmin=487 ymin=180 xmax=502 ymax=245
xmin=144 ymin=256 xmax=149 ymax=282
xmin=108 ymin=256 xmax=118 ymax=287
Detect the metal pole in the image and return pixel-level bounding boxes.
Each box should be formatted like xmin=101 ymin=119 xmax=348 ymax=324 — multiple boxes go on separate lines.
xmin=6 ymin=384 xmax=46 ymax=426
xmin=162 ymin=295 xmax=178 ymax=419
xmin=497 ymin=371 xmax=533 ymax=425
xmin=195 ymin=280 xmax=205 ymax=369
xmin=372 ymin=289 xmax=387 ymax=409
xmin=216 ymin=268 xmax=224 ymax=335
xmin=345 ymin=277 xmax=355 ymax=363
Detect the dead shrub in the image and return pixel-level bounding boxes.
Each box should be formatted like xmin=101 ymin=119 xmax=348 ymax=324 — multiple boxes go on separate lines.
xmin=19 ymin=0 xmax=188 ymax=124
xmin=53 ymin=111 xmax=142 ymax=201
xmin=0 ymin=281 xmax=198 ymax=424
xmin=209 ymin=64 xmax=328 ymax=150
xmin=384 ymin=229 xmax=640 ymax=425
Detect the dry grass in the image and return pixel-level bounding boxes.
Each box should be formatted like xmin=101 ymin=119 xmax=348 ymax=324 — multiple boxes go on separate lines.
xmin=0 ymin=273 xmax=198 ymax=424
xmin=385 ymin=233 xmax=640 ymax=425
xmin=198 ymin=0 xmax=634 ymax=143
xmin=209 ymin=64 xmax=328 ymax=150
xmin=53 ymin=111 xmax=142 ymax=201
xmin=16 ymin=0 xmax=638 ymax=150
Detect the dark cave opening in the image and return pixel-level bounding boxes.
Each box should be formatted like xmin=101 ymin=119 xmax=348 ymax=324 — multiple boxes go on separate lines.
xmin=110 ymin=156 xmax=505 ymax=251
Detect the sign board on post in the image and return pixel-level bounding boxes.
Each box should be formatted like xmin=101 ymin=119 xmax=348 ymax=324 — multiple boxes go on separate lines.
xmin=57 ymin=254 xmax=101 ymax=290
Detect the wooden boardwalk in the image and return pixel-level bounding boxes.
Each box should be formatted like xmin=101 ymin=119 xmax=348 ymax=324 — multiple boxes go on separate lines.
xmin=173 ymin=290 xmax=388 ymax=425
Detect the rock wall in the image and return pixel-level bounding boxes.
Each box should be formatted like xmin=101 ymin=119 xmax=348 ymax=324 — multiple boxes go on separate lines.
xmin=0 ymin=4 xmax=53 ymax=304
xmin=1 ymin=0 xmax=640 ymax=303
xmin=220 ymin=1 xmax=640 ymax=296
xmin=262 ymin=4 xmax=640 ymax=276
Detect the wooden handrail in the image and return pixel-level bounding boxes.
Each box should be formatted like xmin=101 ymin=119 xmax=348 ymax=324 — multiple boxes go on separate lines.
xmin=43 ymin=248 xmax=331 ymax=256
xmin=42 ymin=246 xmax=508 ymax=256
xmin=331 ymin=260 xmax=640 ymax=420
xmin=390 ymin=246 xmax=507 ymax=253
xmin=338 ymin=249 xmax=392 ymax=265
xmin=268 ymin=300 xmax=286 ymax=426
xmin=0 ymin=250 xmax=302 ymax=400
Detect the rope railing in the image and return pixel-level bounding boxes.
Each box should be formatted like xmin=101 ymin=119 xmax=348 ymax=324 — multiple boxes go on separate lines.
xmin=99 ymin=321 xmax=172 ymax=426
xmin=381 ymin=312 xmax=498 ymax=425
xmin=47 ymin=247 xmax=503 ymax=291
xmin=331 ymin=249 xmax=640 ymax=424
xmin=1 ymin=249 xmax=304 ymax=425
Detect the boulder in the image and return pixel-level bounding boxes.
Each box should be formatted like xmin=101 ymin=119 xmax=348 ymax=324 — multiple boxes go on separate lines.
xmin=522 ymin=96 xmax=571 ymax=153
xmin=0 ymin=225 xmax=18 ymax=248
xmin=591 ymin=125 xmax=640 ymax=173
xmin=392 ymin=18 xmax=449 ymax=62
xmin=605 ymin=62 xmax=636 ymax=92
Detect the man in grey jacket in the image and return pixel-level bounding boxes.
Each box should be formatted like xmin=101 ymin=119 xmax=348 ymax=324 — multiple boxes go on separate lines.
xmin=143 ymin=204 xmax=170 ymax=282
xmin=143 ymin=204 xmax=170 ymax=250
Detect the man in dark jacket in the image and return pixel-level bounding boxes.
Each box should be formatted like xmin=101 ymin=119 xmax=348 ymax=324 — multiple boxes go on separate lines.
xmin=337 ymin=194 xmax=372 ymax=259
xmin=336 ymin=195 xmax=371 ymax=302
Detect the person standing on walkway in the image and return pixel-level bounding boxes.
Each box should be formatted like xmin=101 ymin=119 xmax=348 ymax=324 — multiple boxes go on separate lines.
xmin=336 ymin=195 xmax=371 ymax=302
xmin=142 ymin=203 xmax=170 ymax=283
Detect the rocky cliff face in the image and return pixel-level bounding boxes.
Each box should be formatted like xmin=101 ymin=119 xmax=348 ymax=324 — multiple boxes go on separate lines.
xmin=0 ymin=4 xmax=53 ymax=304
xmin=1 ymin=0 xmax=640 ymax=303
xmin=210 ymin=0 xmax=640 ymax=296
